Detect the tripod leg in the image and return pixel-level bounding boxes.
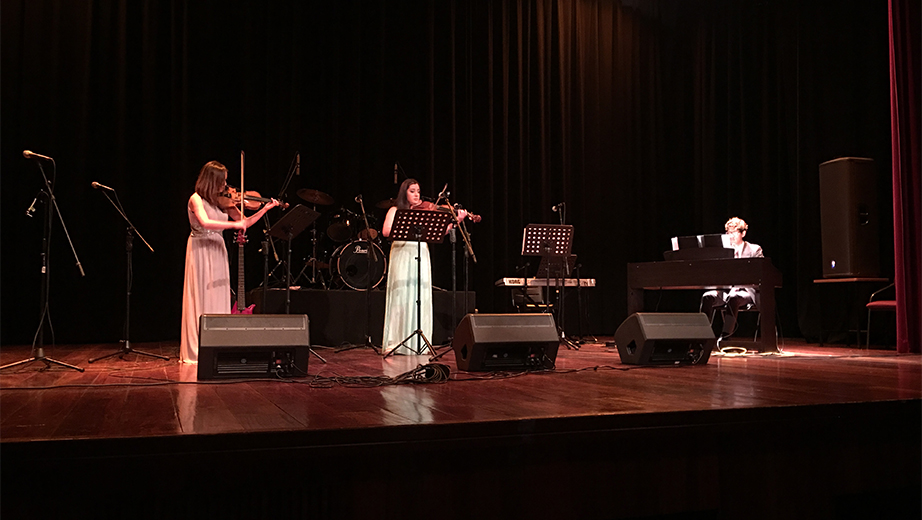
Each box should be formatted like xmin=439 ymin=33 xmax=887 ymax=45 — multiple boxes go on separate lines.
xmin=418 ymin=331 xmax=435 ymax=355
xmin=428 ymin=340 xmax=452 ymax=361
xmin=89 ymin=341 xmax=169 ymax=363
xmin=384 ymin=330 xmax=430 ymax=358
xmin=40 ymin=357 xmax=86 ymax=372
xmin=0 ymin=357 xmax=39 ymax=371
xmin=2 ymin=352 xmax=85 ymax=372
xmin=121 ymin=343 xmax=170 ymax=361
xmin=309 ymin=348 xmax=327 ymax=364
xmin=88 ymin=350 xmax=125 ymax=364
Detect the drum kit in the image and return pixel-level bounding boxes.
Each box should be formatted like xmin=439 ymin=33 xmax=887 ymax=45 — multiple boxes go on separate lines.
xmin=292 ymin=187 xmax=392 ymax=291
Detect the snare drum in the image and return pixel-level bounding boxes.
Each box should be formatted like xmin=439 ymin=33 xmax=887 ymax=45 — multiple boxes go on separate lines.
xmin=330 ymin=240 xmax=386 ymax=290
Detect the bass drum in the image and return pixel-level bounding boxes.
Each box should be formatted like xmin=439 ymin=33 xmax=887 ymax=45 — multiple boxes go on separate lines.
xmin=330 ymin=240 xmax=386 ymax=290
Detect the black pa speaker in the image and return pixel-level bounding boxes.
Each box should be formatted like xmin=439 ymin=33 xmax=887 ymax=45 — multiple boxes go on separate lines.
xmin=614 ymin=313 xmax=715 ymax=365
xmin=198 ymin=314 xmax=310 ymax=380
xmin=819 ymin=157 xmax=880 ymax=278
xmin=451 ymin=313 xmax=560 ymax=371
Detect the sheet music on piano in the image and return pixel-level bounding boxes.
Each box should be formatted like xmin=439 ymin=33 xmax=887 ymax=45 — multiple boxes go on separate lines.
xmin=665 ymin=234 xmax=734 ymax=261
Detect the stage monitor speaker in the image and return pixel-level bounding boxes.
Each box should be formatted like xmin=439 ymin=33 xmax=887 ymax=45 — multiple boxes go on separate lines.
xmin=451 ymin=313 xmax=560 ymax=371
xmin=614 ymin=313 xmax=715 ymax=366
xmin=198 ymin=314 xmax=310 ymax=380
xmin=819 ymin=157 xmax=880 ymax=278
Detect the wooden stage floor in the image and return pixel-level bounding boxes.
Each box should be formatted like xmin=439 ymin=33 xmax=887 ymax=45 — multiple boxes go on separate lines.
xmin=2 ymin=339 xmax=920 ymax=519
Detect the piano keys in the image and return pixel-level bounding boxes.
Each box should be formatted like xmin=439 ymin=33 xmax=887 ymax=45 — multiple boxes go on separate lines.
xmin=495 ymin=277 xmax=597 ymax=288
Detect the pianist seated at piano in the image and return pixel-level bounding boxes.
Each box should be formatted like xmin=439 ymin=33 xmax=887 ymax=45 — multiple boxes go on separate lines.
xmin=700 ymin=217 xmax=764 ymax=340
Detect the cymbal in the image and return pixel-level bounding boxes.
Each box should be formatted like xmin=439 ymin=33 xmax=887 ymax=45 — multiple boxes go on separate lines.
xmin=297 ymin=188 xmax=334 ymax=206
xmin=375 ymin=198 xmax=396 ymax=210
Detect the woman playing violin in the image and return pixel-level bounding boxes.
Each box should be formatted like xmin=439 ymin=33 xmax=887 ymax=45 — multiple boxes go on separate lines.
xmin=381 ymin=178 xmax=474 ymax=355
xmin=180 ymin=160 xmax=280 ymax=364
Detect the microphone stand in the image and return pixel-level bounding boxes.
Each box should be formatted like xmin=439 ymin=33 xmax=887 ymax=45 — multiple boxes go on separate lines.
xmin=449 ymin=227 xmax=457 ymax=344
xmin=429 ymin=195 xmax=477 ymax=362
xmin=336 ymin=195 xmax=381 ymax=354
xmin=556 ymin=206 xmax=580 ymax=350
xmin=2 ymin=160 xmax=85 ymax=372
xmin=89 ymin=188 xmax=165 ymax=363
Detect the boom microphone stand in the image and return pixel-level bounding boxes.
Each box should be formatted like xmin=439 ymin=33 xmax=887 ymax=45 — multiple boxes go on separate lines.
xmin=2 ymin=154 xmax=85 ymax=372
xmin=335 ymin=194 xmax=381 ymax=353
xmin=89 ymin=185 xmax=164 ymax=363
xmin=429 ymin=194 xmax=479 ymax=362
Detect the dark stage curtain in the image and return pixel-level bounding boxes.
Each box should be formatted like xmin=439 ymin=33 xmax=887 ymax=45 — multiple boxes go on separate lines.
xmin=0 ymin=1 xmax=896 ymax=346
xmin=889 ymin=0 xmax=921 ymax=354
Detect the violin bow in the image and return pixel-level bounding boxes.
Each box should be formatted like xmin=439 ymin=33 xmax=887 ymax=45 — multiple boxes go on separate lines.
xmin=239 ymin=150 xmax=246 ymax=217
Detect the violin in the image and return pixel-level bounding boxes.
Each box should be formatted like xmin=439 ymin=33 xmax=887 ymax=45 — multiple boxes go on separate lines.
xmin=220 ymin=186 xmax=289 ymax=210
xmin=417 ymin=201 xmax=482 ymax=222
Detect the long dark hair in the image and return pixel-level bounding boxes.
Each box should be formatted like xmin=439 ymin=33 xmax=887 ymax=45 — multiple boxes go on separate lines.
xmin=195 ymin=160 xmax=228 ymax=209
xmin=395 ymin=178 xmax=419 ymax=210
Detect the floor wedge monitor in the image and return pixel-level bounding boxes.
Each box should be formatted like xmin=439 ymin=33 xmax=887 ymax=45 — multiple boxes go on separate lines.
xmin=614 ymin=313 xmax=715 ymax=365
xmin=451 ymin=313 xmax=560 ymax=371
xmin=198 ymin=314 xmax=310 ymax=380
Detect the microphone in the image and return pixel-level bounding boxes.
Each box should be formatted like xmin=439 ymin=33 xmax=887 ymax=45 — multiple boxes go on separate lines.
xmin=437 ymin=183 xmax=449 ymax=200
xmin=91 ymin=181 xmax=115 ymax=191
xmin=355 ymin=194 xmax=363 ymax=204
xmin=420 ymin=195 xmax=436 ymax=202
xmin=25 ymin=194 xmax=39 ymax=217
xmin=551 ymin=202 xmax=565 ymax=212
xmin=23 ymin=150 xmax=53 ymax=161
xmin=394 ymin=162 xmax=398 ymax=184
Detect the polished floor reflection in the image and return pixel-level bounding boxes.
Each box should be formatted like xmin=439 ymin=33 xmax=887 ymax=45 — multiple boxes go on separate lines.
xmin=1 ymin=339 xmax=919 ymax=443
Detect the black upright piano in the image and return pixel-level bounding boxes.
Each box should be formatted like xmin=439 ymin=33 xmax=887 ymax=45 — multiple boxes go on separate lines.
xmin=627 ymin=257 xmax=783 ymax=353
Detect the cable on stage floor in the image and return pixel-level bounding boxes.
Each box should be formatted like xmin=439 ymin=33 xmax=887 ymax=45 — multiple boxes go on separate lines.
xmin=306 ymin=362 xmax=452 ymax=388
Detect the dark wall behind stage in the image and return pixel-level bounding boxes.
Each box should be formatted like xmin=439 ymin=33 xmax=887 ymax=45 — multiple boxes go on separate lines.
xmin=1 ymin=0 xmax=893 ymax=346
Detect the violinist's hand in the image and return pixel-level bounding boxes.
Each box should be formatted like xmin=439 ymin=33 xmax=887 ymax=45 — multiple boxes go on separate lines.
xmin=268 ymin=198 xmax=281 ymax=209
xmin=456 ymin=209 xmax=468 ymax=222
xmin=233 ymin=219 xmax=247 ymax=231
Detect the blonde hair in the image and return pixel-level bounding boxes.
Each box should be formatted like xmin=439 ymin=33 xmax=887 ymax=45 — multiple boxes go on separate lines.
xmin=725 ymin=217 xmax=748 ymax=233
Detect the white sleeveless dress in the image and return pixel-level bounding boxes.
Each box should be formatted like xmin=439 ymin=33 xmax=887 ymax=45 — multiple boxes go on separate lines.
xmin=179 ymin=197 xmax=231 ymax=363
xmin=382 ymin=240 xmax=432 ymax=355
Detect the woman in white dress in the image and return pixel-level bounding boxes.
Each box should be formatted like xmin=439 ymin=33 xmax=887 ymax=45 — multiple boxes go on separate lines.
xmin=180 ymin=160 xmax=279 ymax=364
xmin=381 ymin=179 xmax=466 ymax=355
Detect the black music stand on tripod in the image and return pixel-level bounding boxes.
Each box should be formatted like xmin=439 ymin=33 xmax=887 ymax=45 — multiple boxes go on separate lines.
xmin=266 ymin=204 xmax=326 ymax=365
xmin=266 ymin=204 xmax=319 ymax=314
xmin=383 ymin=208 xmax=453 ymax=358
xmin=88 ymin=189 xmax=165 ymax=363
xmin=522 ymin=224 xmax=579 ymax=349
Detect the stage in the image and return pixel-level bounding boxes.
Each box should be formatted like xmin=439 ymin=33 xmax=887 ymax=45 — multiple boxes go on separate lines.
xmin=1 ymin=338 xmax=920 ymax=519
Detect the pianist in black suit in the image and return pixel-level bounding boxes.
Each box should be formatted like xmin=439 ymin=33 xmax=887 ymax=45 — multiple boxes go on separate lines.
xmin=700 ymin=217 xmax=764 ymax=339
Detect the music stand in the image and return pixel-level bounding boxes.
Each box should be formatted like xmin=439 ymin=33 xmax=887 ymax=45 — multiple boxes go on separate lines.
xmin=383 ymin=208 xmax=453 ymax=358
xmin=536 ymin=254 xmax=576 ymax=280
xmin=267 ymin=204 xmax=319 ymax=314
xmin=521 ymin=224 xmax=573 ymax=257
xmin=522 ymin=224 xmax=578 ymax=349
xmin=523 ymin=224 xmax=574 ymax=312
